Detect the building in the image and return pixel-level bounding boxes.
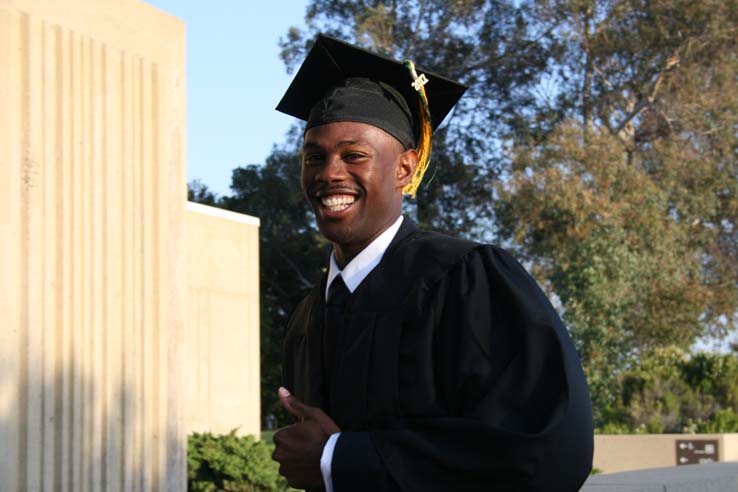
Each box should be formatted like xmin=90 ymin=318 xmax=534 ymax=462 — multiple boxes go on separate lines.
xmin=0 ymin=0 xmax=260 ymax=490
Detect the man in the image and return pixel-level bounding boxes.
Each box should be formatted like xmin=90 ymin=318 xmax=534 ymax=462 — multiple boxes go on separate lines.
xmin=272 ymin=34 xmax=594 ymax=492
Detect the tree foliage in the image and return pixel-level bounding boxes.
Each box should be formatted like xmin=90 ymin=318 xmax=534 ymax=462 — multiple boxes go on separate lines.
xmin=187 ymin=430 xmax=289 ymax=491
xmin=188 ymin=179 xmax=219 ymax=206
xmin=600 ymin=348 xmax=738 ymax=434
xmin=495 ymin=0 xmax=738 ymax=418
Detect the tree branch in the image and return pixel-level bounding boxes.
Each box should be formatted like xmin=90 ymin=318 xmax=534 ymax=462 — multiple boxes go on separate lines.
xmin=612 ymin=51 xmax=681 ymax=139
xmin=279 ymin=250 xmax=317 ymax=290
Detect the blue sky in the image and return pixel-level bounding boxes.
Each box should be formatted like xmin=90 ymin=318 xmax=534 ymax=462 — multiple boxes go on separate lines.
xmin=144 ymin=0 xmax=310 ymax=196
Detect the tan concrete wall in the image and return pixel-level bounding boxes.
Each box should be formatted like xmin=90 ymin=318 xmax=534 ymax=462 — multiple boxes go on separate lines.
xmin=185 ymin=202 xmax=261 ymax=438
xmin=594 ymin=434 xmax=738 ymax=473
xmin=0 ymin=0 xmax=187 ymax=490
xmin=722 ymin=433 xmax=738 ymax=465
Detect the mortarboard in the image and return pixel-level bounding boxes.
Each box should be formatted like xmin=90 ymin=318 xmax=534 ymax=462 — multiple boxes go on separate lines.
xmin=276 ymin=34 xmax=467 ymax=197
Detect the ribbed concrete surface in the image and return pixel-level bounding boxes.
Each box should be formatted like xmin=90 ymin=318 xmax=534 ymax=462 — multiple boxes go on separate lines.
xmin=0 ymin=0 xmax=187 ymax=490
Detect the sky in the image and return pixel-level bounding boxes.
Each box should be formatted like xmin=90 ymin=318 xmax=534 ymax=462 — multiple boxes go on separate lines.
xmin=144 ymin=0 xmax=310 ymax=196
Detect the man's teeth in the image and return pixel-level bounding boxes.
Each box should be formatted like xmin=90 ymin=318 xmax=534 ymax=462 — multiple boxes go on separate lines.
xmin=321 ymin=195 xmax=356 ymax=212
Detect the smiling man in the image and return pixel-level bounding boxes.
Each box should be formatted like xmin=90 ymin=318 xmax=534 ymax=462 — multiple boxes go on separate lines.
xmin=271 ymin=34 xmax=594 ymax=492
xmin=301 ymin=120 xmax=413 ymax=265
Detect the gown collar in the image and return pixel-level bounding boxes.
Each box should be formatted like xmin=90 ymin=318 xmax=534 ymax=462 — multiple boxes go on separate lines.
xmin=326 ymin=215 xmax=404 ymax=299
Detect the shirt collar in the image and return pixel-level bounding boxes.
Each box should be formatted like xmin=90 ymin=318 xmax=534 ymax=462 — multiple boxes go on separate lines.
xmin=325 ymin=215 xmax=404 ymax=300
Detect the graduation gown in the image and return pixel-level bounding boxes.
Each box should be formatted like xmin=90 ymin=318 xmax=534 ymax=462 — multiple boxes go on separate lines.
xmin=283 ymin=218 xmax=594 ymax=492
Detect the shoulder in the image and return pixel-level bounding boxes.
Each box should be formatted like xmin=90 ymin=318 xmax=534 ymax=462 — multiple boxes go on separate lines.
xmin=373 ymin=227 xmax=526 ymax=304
xmin=394 ymin=228 xmax=523 ymax=283
xmin=403 ymin=229 xmax=480 ymax=260
xmin=392 ymin=228 xmax=480 ymax=272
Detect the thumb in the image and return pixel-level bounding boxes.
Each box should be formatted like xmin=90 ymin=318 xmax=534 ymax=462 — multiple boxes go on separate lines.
xmin=278 ymin=387 xmax=314 ymax=421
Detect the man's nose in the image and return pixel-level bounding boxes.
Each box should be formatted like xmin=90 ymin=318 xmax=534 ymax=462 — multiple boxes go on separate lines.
xmin=316 ymin=155 xmax=347 ymax=182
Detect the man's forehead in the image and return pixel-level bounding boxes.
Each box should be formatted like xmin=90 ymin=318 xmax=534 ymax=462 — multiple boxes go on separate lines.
xmin=302 ymin=122 xmax=405 ymax=150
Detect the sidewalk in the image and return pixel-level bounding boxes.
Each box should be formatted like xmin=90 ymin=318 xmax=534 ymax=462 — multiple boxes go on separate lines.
xmin=581 ymin=462 xmax=738 ymax=491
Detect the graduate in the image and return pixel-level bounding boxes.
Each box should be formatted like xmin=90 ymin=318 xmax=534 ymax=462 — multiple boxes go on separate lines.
xmin=271 ymin=34 xmax=594 ymax=492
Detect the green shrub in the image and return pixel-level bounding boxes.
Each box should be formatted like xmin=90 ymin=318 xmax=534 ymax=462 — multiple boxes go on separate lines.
xmin=597 ymin=348 xmax=738 ymax=434
xmin=188 ymin=430 xmax=290 ymax=492
xmin=696 ymin=408 xmax=738 ymax=433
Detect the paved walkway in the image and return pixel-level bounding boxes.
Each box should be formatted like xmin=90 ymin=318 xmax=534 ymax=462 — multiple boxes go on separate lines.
xmin=581 ymin=462 xmax=738 ymax=491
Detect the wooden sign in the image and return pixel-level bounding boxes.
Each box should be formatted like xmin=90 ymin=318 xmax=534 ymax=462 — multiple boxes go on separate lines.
xmin=676 ymin=439 xmax=719 ymax=465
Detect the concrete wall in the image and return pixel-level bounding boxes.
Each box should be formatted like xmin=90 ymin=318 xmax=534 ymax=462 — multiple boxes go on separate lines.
xmin=0 ymin=0 xmax=187 ymax=490
xmin=185 ymin=202 xmax=261 ymax=438
xmin=594 ymin=434 xmax=738 ymax=473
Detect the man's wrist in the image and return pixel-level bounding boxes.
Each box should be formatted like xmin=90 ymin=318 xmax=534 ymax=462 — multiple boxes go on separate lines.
xmin=320 ymin=433 xmax=341 ymax=492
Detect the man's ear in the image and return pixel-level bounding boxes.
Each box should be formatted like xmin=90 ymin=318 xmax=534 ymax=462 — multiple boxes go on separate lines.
xmin=397 ymin=149 xmax=418 ymax=188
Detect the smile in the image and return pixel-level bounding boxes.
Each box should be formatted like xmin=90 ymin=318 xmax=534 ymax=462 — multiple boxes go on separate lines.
xmin=320 ymin=194 xmax=356 ymax=212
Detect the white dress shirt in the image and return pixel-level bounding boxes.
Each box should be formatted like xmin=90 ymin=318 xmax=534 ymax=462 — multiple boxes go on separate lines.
xmin=320 ymin=215 xmax=404 ymax=492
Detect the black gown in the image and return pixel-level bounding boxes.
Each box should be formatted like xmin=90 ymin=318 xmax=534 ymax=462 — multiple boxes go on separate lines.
xmin=283 ymin=218 xmax=594 ymax=492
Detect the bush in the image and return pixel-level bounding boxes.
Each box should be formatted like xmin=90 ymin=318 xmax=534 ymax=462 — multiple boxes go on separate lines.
xmin=696 ymin=408 xmax=738 ymax=433
xmin=188 ymin=430 xmax=290 ymax=492
xmin=597 ymin=348 xmax=738 ymax=434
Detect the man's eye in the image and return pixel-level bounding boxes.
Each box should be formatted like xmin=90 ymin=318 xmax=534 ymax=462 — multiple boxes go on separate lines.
xmin=303 ymin=154 xmax=324 ymax=164
xmin=344 ymin=152 xmax=366 ymax=161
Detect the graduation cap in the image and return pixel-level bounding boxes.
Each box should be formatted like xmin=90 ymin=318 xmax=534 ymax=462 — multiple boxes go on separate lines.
xmin=276 ymin=33 xmax=467 ymax=197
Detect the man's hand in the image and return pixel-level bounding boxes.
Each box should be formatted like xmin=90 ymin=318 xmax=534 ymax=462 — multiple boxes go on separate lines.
xmin=272 ymin=387 xmax=340 ymax=491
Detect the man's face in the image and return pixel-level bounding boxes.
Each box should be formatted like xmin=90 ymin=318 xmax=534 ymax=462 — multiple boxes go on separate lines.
xmin=301 ymin=121 xmax=415 ymax=259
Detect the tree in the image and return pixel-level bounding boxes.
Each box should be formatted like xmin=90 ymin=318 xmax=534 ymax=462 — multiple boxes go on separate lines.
xmin=496 ymin=0 xmax=738 ymax=419
xmin=187 ymin=179 xmax=219 ymax=206
xmin=600 ymin=347 xmax=738 ymax=434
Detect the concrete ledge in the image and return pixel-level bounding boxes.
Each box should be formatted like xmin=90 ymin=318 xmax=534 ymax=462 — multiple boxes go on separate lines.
xmin=581 ymin=462 xmax=738 ymax=492
xmin=186 ymin=201 xmax=261 ymax=227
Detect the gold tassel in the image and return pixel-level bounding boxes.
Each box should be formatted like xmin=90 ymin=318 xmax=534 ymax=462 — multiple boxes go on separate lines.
xmin=403 ymin=60 xmax=432 ymax=198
